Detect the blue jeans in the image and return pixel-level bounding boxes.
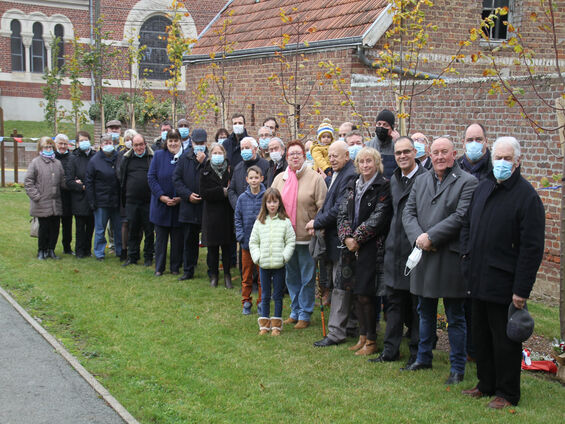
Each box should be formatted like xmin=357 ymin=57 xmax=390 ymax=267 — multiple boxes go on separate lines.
xmin=417 ymin=297 xmax=467 ymax=374
xmin=259 ymin=267 xmax=285 ymax=318
xmin=93 ymin=207 xmax=122 ymax=259
xmin=285 ymin=244 xmax=315 ymax=322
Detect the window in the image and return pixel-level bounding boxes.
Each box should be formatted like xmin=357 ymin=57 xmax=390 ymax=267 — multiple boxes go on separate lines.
xmin=10 ymin=20 xmax=25 ymax=72
xmin=30 ymin=22 xmax=46 ymax=73
xmin=139 ymin=15 xmax=172 ymax=80
xmin=482 ymin=0 xmax=510 ymax=40
xmin=54 ymin=24 xmax=64 ymax=68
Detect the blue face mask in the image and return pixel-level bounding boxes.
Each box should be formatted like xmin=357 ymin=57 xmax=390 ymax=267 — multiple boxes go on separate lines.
xmin=111 ymin=133 xmax=119 ymax=142
xmin=414 ymin=142 xmax=426 ymax=159
xmin=211 ymin=154 xmax=224 ymax=165
xmin=193 ymin=144 xmax=206 ymax=154
xmin=217 ymin=138 xmax=226 ymax=145
xmin=79 ymin=140 xmax=91 ymax=151
xmin=241 ymin=149 xmax=253 ymax=161
xmin=348 ymin=145 xmax=362 ymax=161
xmin=493 ymin=159 xmax=513 ymax=181
xmin=40 ymin=149 xmax=55 ymax=158
xmin=102 ymin=144 xmax=115 ymax=154
xmin=306 ymin=152 xmax=313 ymax=161
xmin=179 ymin=127 xmax=189 ymax=139
xmin=259 ymin=138 xmax=270 ymax=150
xmin=465 ymin=141 xmax=484 ymax=161
xmin=134 ymin=151 xmax=146 ymax=158
xmin=161 ymin=130 xmax=168 ymax=140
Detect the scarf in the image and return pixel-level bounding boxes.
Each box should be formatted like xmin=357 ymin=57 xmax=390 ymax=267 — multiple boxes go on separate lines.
xmin=460 ymin=152 xmax=489 ymax=179
xmin=211 ymin=159 xmax=228 ymax=179
xmin=281 ymin=165 xmax=301 ymax=229
xmin=170 ymin=148 xmax=183 ymax=165
xmin=354 ymin=173 xmax=378 ymax=228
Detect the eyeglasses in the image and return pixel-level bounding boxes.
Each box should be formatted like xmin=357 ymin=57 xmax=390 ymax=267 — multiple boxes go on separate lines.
xmin=288 ymin=152 xmax=303 ymax=157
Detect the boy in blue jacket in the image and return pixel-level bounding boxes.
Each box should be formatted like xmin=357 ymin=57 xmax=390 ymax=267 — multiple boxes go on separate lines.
xmin=235 ymin=166 xmax=266 ymax=315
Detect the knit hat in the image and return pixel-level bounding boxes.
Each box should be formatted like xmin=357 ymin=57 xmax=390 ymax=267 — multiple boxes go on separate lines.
xmin=317 ymin=118 xmax=334 ymax=141
xmin=507 ymin=303 xmax=534 ymax=343
xmin=376 ymin=109 xmax=395 ymax=129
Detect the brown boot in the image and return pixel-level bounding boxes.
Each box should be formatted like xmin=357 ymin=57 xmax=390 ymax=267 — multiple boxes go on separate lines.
xmin=258 ymin=317 xmax=271 ymax=335
xmin=224 ymin=272 xmax=233 ymax=289
xmin=294 ymin=320 xmax=310 ymax=329
xmin=349 ymin=335 xmax=367 ymax=351
xmin=271 ymin=318 xmax=282 ymax=336
xmin=355 ymin=339 xmax=377 ymax=356
xmin=283 ymin=317 xmax=297 ymax=325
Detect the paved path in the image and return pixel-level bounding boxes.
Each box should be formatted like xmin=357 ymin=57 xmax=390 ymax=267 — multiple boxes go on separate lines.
xmin=0 ymin=288 xmax=135 ymax=424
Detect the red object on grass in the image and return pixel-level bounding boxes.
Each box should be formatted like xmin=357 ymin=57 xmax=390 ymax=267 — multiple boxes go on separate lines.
xmin=521 ymin=360 xmax=558 ymax=374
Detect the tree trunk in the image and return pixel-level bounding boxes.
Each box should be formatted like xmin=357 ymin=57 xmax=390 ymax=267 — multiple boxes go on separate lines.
xmin=100 ymin=103 xmax=105 ymax=134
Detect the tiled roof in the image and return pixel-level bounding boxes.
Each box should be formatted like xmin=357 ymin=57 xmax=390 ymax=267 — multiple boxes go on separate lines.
xmin=191 ymin=0 xmax=389 ymax=56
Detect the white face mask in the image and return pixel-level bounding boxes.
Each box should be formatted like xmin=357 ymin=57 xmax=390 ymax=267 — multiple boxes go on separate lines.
xmin=270 ymin=151 xmax=282 ymax=163
xmin=404 ymin=246 xmax=422 ymax=276
xmin=233 ymin=124 xmax=244 ymax=135
xmin=125 ymin=140 xmax=132 ymax=149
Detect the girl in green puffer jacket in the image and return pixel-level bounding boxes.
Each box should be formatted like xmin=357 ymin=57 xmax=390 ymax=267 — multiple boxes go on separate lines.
xmin=249 ymin=188 xmax=296 ymax=336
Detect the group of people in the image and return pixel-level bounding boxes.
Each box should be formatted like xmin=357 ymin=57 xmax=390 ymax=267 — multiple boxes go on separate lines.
xmin=24 ymin=109 xmax=545 ymax=410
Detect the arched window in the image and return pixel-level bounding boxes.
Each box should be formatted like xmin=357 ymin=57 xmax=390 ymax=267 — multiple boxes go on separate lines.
xmin=10 ymin=20 xmax=25 ymax=72
xmin=30 ymin=22 xmax=46 ymax=73
xmin=54 ymin=24 xmax=64 ymax=68
xmin=139 ymin=15 xmax=172 ymax=80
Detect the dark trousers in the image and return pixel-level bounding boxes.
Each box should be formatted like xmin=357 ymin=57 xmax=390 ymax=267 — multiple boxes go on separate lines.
xmin=472 ymin=299 xmax=522 ymax=405
xmin=60 ymin=215 xmax=72 ymax=251
xmin=154 ymin=224 xmax=183 ymax=273
xmin=75 ymin=215 xmax=94 ymax=257
xmin=126 ymin=203 xmax=154 ymax=262
xmin=356 ymin=295 xmax=377 ymax=341
xmin=182 ymin=222 xmax=201 ymax=276
xmin=383 ymin=287 xmax=419 ymax=359
xmin=465 ymin=298 xmax=476 ymax=359
xmin=38 ymin=216 xmax=60 ymax=251
xmin=207 ymin=244 xmax=231 ymax=277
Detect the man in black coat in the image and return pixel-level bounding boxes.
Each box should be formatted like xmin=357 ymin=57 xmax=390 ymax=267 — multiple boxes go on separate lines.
xmin=223 ymin=113 xmax=248 ymax=169
xmin=152 ymin=120 xmax=172 ymax=151
xmin=228 ymin=137 xmax=269 ymax=210
xmin=173 ymin=128 xmax=208 ymax=281
xmin=366 ymin=109 xmax=398 ymax=179
xmin=55 ymin=134 xmax=73 ymax=254
xmin=457 ymin=123 xmax=493 ymax=181
xmin=370 ymin=136 xmax=427 ymax=365
xmin=309 ymin=140 xmax=358 ymax=347
xmin=120 ymin=134 xmax=154 ymax=267
xmin=265 ymin=137 xmax=287 ymax=188
xmin=460 ymin=136 xmax=544 ymax=409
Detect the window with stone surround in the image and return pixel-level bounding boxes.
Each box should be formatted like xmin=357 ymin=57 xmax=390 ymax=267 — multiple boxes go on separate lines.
xmin=30 ymin=22 xmax=46 ymax=73
xmin=10 ymin=19 xmax=24 ymax=72
xmin=482 ymin=0 xmax=512 ymax=40
xmin=54 ymin=24 xmax=64 ymax=69
xmin=139 ymin=15 xmax=172 ymax=80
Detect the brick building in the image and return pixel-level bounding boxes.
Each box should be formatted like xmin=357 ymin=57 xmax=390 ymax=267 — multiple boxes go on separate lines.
xmin=0 ymin=0 xmax=225 ymax=123
xmin=184 ymin=0 xmax=564 ymax=301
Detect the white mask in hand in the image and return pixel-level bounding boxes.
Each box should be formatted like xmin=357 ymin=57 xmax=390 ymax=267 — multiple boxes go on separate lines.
xmin=404 ymin=246 xmax=422 ymax=276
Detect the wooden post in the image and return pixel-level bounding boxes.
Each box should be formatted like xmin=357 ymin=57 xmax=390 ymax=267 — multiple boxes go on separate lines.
xmin=11 ymin=129 xmax=19 ymax=184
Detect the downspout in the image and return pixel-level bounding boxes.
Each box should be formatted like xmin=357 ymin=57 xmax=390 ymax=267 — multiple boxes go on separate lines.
xmin=357 ymin=46 xmax=441 ymax=80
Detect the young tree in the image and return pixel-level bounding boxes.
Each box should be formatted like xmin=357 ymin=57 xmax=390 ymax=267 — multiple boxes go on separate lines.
xmin=42 ymin=36 xmax=65 ymax=134
xmin=66 ymin=37 xmax=88 ymax=134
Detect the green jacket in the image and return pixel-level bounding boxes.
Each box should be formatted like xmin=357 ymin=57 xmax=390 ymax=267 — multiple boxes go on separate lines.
xmin=249 ymin=215 xmax=296 ymax=269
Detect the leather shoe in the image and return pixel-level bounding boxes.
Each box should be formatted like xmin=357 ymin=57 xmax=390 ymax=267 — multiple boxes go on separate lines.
xmin=178 ymin=272 xmax=193 ymax=281
xmin=405 ymin=355 xmax=417 ymax=368
xmin=461 ymin=386 xmax=485 ymax=398
xmin=283 ymin=317 xmax=297 ymax=325
xmin=294 ymin=320 xmax=310 ymax=329
xmin=121 ymin=259 xmax=137 ymax=267
xmin=401 ymin=361 xmax=432 ymax=371
xmin=37 ymin=250 xmax=47 ymax=260
xmin=445 ymin=372 xmax=464 ymax=385
xmin=224 ymin=273 xmax=233 ymax=289
xmin=488 ymin=396 xmax=512 ymax=409
xmin=210 ymin=275 xmax=218 ymax=288
xmin=47 ymin=249 xmax=60 ymax=260
xmin=144 ymin=259 xmax=152 ymax=267
xmin=154 ymin=271 xmax=163 ymax=277
xmin=313 ymin=337 xmax=341 ymax=347
xmin=368 ymin=352 xmax=399 ymax=363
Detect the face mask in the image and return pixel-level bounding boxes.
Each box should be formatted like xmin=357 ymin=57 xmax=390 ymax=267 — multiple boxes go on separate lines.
xmin=233 ymin=124 xmax=244 ymax=135
xmin=259 ymin=138 xmax=270 ymax=150
xmin=270 ymin=151 xmax=282 ymax=163
xmin=465 ymin=141 xmax=484 ymax=161
xmin=217 ymin=138 xmax=226 ymax=145
xmin=193 ymin=144 xmax=206 ymax=154
xmin=348 ymin=145 xmax=362 ymax=161
xmin=40 ymin=149 xmax=55 ymax=158
xmin=404 ymin=246 xmax=422 ymax=276
xmin=241 ymin=148 xmax=253 ymax=161
xmin=134 ymin=151 xmax=146 ymax=158
xmin=111 ymin=133 xmax=119 ymax=142
xmin=102 ymin=144 xmax=115 ymax=154
xmin=375 ymin=126 xmax=389 ymax=142
xmin=79 ymin=140 xmax=91 ymax=151
xmin=58 ymin=149 xmax=69 ymax=155
xmin=306 ymin=152 xmax=313 ymax=161
xmin=179 ymin=127 xmax=189 ymax=139
xmin=211 ymin=154 xmax=224 ymax=165
xmin=414 ymin=142 xmax=426 ymax=159
xmin=338 ymin=137 xmax=345 ymax=143
xmin=493 ymin=159 xmax=513 ymax=181
xmin=125 ymin=140 xmax=132 ymax=150
xmin=161 ymin=130 xmax=168 ymax=140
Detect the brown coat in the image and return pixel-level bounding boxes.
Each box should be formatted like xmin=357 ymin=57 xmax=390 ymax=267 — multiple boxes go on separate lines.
xmin=272 ymin=165 xmax=327 ymax=243
xmin=24 ymin=155 xmax=66 ymax=217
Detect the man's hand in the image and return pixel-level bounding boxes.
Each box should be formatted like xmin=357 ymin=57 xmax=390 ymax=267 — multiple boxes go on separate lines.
xmin=189 ymin=193 xmax=202 ymax=204
xmin=195 ymin=152 xmax=206 ymax=163
xmin=416 ymin=233 xmax=433 ymax=251
xmin=305 ymin=219 xmax=315 ymax=236
xmin=512 ymin=294 xmax=526 ymax=309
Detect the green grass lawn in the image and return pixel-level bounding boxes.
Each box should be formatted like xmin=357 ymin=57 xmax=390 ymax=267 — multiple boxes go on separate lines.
xmin=1 ymin=190 xmax=563 ymax=423
xmin=3 ymin=120 xmax=94 ymax=139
